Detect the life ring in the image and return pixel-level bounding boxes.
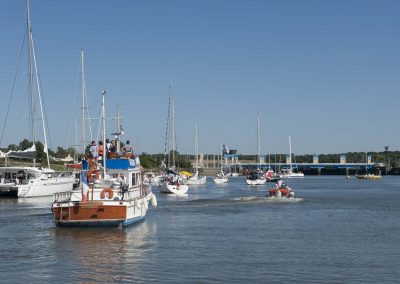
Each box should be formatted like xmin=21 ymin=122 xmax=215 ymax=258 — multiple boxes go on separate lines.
xmin=100 ymin=188 xmax=114 ymax=199
xmin=87 ymin=170 xmax=99 ymax=182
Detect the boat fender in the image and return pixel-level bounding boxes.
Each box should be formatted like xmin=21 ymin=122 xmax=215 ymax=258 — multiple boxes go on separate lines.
xmin=135 ymin=199 xmax=141 ymax=209
xmin=100 ymin=188 xmax=114 ymax=199
xmin=143 ymin=200 xmax=149 ymax=210
xmin=275 ymin=190 xmax=282 ymax=198
xmin=151 ymin=193 xmax=158 ymax=207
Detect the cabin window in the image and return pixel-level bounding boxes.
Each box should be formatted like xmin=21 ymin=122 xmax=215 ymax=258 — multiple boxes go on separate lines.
xmin=132 ymin=173 xmax=136 ymax=186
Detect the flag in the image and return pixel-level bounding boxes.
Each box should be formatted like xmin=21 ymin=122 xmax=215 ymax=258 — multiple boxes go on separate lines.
xmin=81 ymin=171 xmax=89 ymax=203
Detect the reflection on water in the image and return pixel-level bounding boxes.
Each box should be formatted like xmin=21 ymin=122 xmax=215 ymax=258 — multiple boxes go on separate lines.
xmin=54 ymin=222 xmax=158 ymax=282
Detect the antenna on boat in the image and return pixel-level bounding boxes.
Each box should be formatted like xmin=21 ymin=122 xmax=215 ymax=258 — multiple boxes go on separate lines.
xmin=101 ymin=91 xmax=107 ymax=177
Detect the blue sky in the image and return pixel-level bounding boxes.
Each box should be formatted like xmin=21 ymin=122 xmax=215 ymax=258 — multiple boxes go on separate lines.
xmin=0 ymin=0 xmax=399 ymax=155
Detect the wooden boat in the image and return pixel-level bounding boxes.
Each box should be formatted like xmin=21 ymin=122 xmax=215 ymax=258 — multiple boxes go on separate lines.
xmin=51 ymin=93 xmax=157 ymax=227
xmin=52 ymin=157 xmax=157 ymax=227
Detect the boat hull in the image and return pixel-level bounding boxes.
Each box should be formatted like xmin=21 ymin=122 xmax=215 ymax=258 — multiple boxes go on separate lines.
xmin=186 ymin=176 xmax=207 ymax=185
xmin=0 ymin=185 xmax=18 ymax=197
xmin=158 ymin=183 xmax=189 ymax=194
xmin=213 ymin=177 xmax=228 ymax=184
xmin=246 ymin=179 xmax=266 ymax=185
xmin=52 ymin=199 xmax=150 ymax=228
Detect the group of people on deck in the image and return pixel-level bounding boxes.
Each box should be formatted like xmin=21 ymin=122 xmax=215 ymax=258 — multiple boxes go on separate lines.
xmin=89 ymin=139 xmax=133 ymax=161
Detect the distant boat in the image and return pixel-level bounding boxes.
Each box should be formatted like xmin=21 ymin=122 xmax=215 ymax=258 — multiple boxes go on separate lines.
xmin=158 ymin=84 xmax=189 ymax=194
xmin=186 ymin=123 xmax=206 ymax=185
xmin=281 ymin=136 xmax=304 ymax=178
xmin=245 ymin=113 xmax=266 ymax=185
xmin=213 ymin=135 xmax=229 ymax=184
xmin=356 ymin=153 xmax=382 ymax=180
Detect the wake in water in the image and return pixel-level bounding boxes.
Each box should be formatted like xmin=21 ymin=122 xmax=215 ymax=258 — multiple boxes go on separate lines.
xmin=232 ymin=196 xmax=304 ymax=203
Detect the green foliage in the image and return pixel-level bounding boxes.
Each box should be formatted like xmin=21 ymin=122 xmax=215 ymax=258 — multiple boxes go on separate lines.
xmin=140 ymin=153 xmax=158 ymax=169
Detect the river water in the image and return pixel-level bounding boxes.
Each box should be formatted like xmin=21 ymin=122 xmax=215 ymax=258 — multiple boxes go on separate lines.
xmin=0 ymin=176 xmax=399 ymax=283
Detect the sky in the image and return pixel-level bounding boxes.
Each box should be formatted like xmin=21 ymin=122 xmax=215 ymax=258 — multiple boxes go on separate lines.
xmin=0 ymin=0 xmax=399 ymax=156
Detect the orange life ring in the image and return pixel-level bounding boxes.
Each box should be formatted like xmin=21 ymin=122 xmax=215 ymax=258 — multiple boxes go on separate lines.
xmin=100 ymin=188 xmax=114 ymax=199
xmin=87 ymin=170 xmax=99 ymax=182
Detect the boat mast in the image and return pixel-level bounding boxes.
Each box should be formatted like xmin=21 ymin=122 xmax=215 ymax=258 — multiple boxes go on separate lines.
xmin=289 ymin=136 xmax=292 ymax=172
xmin=257 ymin=113 xmax=261 ymax=170
xmin=27 ymin=0 xmax=35 ymax=149
xmin=81 ymin=49 xmax=86 ymax=153
xmin=172 ymin=97 xmax=176 ymax=169
xmin=27 ymin=0 xmax=50 ymax=168
xmin=194 ymin=122 xmax=198 ymax=170
xmin=101 ymin=91 xmax=106 ymax=177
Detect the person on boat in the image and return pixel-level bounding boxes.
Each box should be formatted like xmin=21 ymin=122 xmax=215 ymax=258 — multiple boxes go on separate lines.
xmin=98 ymin=141 xmax=104 ymax=164
xmin=275 ymin=179 xmax=283 ymax=189
xmin=122 ymin=140 xmax=133 ymax=155
xmin=110 ymin=140 xmax=117 ymax=156
xmin=89 ymin=141 xmax=98 ymax=160
xmin=105 ymin=138 xmax=111 ymax=158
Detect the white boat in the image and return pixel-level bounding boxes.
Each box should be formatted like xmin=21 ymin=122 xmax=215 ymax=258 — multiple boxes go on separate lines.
xmin=281 ymin=136 xmax=304 ymax=178
xmin=186 ymin=123 xmax=206 ymax=185
xmin=0 ymin=1 xmax=74 ymax=197
xmin=213 ymin=134 xmax=229 ymax=184
xmin=186 ymin=170 xmax=207 ymax=185
xmin=213 ymin=171 xmax=229 ymax=184
xmin=245 ymin=113 xmax=266 ymax=185
xmin=158 ymin=83 xmax=189 ymax=194
xmin=51 ymin=92 xmax=157 ymax=227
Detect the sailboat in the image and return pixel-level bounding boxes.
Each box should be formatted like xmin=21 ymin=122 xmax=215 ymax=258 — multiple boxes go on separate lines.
xmin=185 ymin=123 xmax=207 ymax=185
xmin=281 ymin=136 xmax=304 ymax=178
xmin=213 ymin=134 xmax=229 ymax=184
xmin=246 ymin=113 xmax=266 ymax=185
xmin=0 ymin=0 xmax=75 ymax=198
xmin=356 ymin=153 xmax=382 ymax=180
xmin=52 ymin=92 xmax=157 ymax=227
xmin=158 ymin=84 xmax=189 ymax=194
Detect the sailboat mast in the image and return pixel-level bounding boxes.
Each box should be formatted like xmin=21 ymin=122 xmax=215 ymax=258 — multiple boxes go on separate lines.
xmin=289 ymin=136 xmax=292 ymax=171
xmin=81 ymin=49 xmax=86 ymax=153
xmin=101 ymin=91 xmax=106 ymax=177
xmin=172 ymin=97 xmax=176 ymax=168
xmin=257 ymin=113 xmax=261 ymax=170
xmin=194 ymin=123 xmax=198 ymax=169
xmin=26 ymin=0 xmax=35 ymax=147
xmin=27 ymin=0 xmax=51 ymax=168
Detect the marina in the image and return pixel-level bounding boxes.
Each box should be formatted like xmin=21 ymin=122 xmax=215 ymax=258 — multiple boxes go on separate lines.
xmin=0 ymin=0 xmax=399 ymax=283
xmin=1 ymin=176 xmax=400 ymax=283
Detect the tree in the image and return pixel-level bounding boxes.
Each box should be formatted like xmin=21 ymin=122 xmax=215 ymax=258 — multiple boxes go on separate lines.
xmin=19 ymin=139 xmax=32 ymax=150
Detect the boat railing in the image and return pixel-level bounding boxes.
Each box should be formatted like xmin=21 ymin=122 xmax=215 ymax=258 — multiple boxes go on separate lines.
xmin=53 ymin=191 xmax=72 ymax=202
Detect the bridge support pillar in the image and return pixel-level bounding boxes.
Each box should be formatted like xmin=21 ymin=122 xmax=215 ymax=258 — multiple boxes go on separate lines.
xmin=318 ymin=168 xmax=322 ymax=176
xmin=346 ymin=168 xmax=349 ymax=176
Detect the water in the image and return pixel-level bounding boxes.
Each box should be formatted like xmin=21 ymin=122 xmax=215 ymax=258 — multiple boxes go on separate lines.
xmin=1 ymin=176 xmax=399 ymax=283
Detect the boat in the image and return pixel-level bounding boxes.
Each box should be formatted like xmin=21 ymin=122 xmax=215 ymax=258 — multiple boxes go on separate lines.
xmin=246 ymin=170 xmax=266 ymax=185
xmin=213 ymin=170 xmax=229 ymax=184
xmin=185 ymin=123 xmax=207 ymax=185
xmin=213 ymin=134 xmax=229 ymax=184
xmin=0 ymin=0 xmax=75 ymax=197
xmin=267 ymin=180 xmax=295 ymax=198
xmin=158 ymin=84 xmax=189 ymax=194
xmin=245 ymin=113 xmax=266 ymax=185
xmin=356 ymin=153 xmax=382 ymax=180
xmin=51 ymin=92 xmax=157 ymax=227
xmin=281 ymin=136 xmax=304 ymax=178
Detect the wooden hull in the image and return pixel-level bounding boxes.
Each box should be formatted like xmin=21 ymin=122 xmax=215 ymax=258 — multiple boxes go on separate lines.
xmin=52 ymin=199 xmax=150 ymax=228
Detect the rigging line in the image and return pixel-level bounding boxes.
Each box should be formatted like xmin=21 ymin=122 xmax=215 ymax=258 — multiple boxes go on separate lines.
xmin=0 ymin=30 xmax=27 ymax=148
xmin=37 ymin=74 xmax=52 ymax=150
xmin=64 ymin=58 xmax=82 ymax=150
